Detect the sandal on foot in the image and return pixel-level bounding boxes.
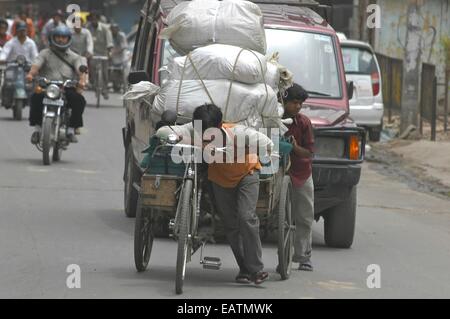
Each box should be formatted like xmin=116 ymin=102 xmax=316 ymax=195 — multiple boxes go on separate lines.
xmin=298 ymin=262 xmax=314 ymax=272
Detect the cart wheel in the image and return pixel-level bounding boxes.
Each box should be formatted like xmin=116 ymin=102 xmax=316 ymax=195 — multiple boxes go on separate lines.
xmin=277 ymin=176 xmax=294 ymax=280
xmin=134 ymin=196 xmax=154 ymax=272
xmin=175 ymin=179 xmax=192 ymax=295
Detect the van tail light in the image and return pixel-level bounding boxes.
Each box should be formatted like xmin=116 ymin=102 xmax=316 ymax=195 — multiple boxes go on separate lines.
xmin=371 ymin=72 xmax=380 ymax=96
xmin=349 ymin=135 xmax=360 ymax=160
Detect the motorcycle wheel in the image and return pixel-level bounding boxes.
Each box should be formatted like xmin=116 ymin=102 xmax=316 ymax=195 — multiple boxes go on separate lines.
xmin=13 ymin=100 xmax=23 ymax=121
xmin=96 ymin=68 xmax=102 ymax=108
xmin=42 ymin=117 xmax=53 ymax=166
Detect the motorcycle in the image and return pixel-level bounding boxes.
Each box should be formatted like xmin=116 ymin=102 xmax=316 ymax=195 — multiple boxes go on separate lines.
xmin=109 ymin=61 xmax=126 ymax=94
xmin=34 ymin=65 xmax=88 ymax=165
xmin=1 ymin=55 xmax=33 ymax=120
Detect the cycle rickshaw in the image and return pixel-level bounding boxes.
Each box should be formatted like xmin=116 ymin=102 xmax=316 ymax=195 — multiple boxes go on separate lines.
xmin=133 ymin=131 xmax=295 ymax=294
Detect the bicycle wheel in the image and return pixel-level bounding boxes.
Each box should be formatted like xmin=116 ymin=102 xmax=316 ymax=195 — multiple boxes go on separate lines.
xmin=96 ymin=68 xmax=102 ymax=108
xmin=277 ymin=176 xmax=294 ymax=280
xmin=175 ymin=179 xmax=192 ymax=295
xmin=134 ymin=196 xmax=154 ymax=272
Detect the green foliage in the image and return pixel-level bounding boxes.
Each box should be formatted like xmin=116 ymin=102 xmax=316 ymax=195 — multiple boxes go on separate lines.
xmin=442 ymin=36 xmax=450 ymax=65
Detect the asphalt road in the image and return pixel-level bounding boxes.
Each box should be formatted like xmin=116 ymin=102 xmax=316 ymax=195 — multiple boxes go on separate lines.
xmin=0 ymin=92 xmax=449 ymax=299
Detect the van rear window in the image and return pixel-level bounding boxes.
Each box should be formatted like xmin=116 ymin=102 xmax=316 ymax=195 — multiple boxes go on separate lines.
xmin=342 ymin=47 xmax=377 ymax=75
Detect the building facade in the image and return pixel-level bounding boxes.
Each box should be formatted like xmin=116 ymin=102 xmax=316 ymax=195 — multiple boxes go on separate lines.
xmin=373 ymin=0 xmax=450 ymax=109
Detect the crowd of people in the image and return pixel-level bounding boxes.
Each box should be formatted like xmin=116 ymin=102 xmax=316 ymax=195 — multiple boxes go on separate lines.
xmin=0 ymin=8 xmax=129 ymax=142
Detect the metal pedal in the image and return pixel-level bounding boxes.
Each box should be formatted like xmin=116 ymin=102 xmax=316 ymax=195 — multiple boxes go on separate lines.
xmin=199 ymin=242 xmax=221 ymax=270
xmin=169 ymin=219 xmax=175 ymax=232
xmin=168 ymin=219 xmax=175 ymax=238
xmin=201 ymin=257 xmax=222 ymax=270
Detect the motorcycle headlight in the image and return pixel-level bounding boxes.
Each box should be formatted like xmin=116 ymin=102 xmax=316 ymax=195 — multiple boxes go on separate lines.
xmin=46 ymin=84 xmax=60 ymax=99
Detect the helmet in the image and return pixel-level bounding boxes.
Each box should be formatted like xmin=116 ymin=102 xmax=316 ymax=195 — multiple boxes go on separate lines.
xmin=16 ymin=21 xmax=27 ymax=32
xmin=0 ymin=19 xmax=8 ymax=28
xmin=53 ymin=9 xmax=64 ymax=18
xmin=49 ymin=25 xmax=73 ymax=51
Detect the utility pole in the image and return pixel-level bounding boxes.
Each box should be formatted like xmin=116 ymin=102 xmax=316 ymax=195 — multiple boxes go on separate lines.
xmin=400 ymin=0 xmax=423 ymax=133
xmin=359 ymin=0 xmax=369 ymax=42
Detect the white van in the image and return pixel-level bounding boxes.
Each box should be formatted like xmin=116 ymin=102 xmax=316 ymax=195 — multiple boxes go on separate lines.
xmin=339 ymin=36 xmax=384 ymax=142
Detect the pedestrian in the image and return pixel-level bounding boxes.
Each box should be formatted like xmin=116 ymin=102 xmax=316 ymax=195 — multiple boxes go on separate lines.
xmin=282 ymin=83 xmax=315 ymax=272
xmin=86 ymin=11 xmax=113 ymax=100
xmin=155 ymin=104 xmax=271 ymax=285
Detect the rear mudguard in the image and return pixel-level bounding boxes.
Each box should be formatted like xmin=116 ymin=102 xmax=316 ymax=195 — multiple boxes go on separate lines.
xmin=14 ymin=88 xmax=27 ymax=99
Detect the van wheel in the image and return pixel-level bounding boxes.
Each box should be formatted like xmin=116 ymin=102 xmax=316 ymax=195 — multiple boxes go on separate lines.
xmin=369 ymin=124 xmax=382 ymax=142
xmin=323 ymin=187 xmax=356 ymax=248
xmin=13 ymin=100 xmax=23 ymax=121
xmin=124 ymin=146 xmax=139 ymax=218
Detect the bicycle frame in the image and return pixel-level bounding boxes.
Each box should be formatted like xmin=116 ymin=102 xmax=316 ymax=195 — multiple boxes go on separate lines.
xmin=152 ymin=142 xmax=203 ymax=259
xmin=90 ymin=56 xmax=109 ymax=107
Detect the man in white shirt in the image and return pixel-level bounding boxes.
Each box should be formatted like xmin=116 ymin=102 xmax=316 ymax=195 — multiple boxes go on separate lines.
xmin=71 ymin=26 xmax=94 ymax=59
xmin=87 ymin=11 xmax=113 ymax=99
xmin=0 ymin=22 xmax=38 ymax=63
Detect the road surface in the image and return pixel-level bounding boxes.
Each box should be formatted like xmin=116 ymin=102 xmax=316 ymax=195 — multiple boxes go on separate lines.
xmin=0 ymin=92 xmax=449 ymax=299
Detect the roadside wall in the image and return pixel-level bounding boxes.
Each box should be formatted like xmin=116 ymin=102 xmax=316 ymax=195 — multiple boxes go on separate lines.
xmin=374 ymin=0 xmax=450 ymax=110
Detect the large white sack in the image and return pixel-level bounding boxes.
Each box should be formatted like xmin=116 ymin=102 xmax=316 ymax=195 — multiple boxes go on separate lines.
xmin=123 ymin=81 xmax=159 ymax=103
xmin=159 ymin=0 xmax=266 ymax=55
xmin=168 ymin=44 xmax=282 ymax=90
xmin=152 ymin=80 xmax=281 ymax=128
xmin=169 ymin=44 xmax=267 ymax=84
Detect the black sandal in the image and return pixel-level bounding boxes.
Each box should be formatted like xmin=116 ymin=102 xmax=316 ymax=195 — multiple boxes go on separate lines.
xmin=298 ymin=262 xmax=314 ymax=272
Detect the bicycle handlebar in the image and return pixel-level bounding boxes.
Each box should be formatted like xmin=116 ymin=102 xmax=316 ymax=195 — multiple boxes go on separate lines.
xmin=91 ymin=56 xmax=109 ymax=61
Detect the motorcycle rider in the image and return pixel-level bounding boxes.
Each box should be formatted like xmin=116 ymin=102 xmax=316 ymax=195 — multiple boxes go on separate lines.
xmin=0 ymin=19 xmax=12 ymax=48
xmin=110 ymin=23 xmax=127 ymax=92
xmin=71 ymin=24 xmax=94 ymax=61
xmin=26 ymin=25 xmax=87 ymax=144
xmin=12 ymin=9 xmax=36 ymax=39
xmin=0 ymin=22 xmax=38 ymax=63
xmin=87 ymin=11 xmax=113 ymax=100
xmin=41 ymin=10 xmax=65 ymax=48
xmin=0 ymin=19 xmax=11 ymax=85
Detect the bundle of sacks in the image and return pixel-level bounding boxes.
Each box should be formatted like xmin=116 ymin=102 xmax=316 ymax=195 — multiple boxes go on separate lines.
xmin=151 ymin=0 xmax=293 ymax=131
xmin=159 ymin=0 xmax=266 ymax=55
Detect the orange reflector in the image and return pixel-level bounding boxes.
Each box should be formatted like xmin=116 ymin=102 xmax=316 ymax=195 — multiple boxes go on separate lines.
xmin=35 ymin=86 xmax=43 ymax=94
xmin=349 ymin=135 xmax=360 ymax=160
